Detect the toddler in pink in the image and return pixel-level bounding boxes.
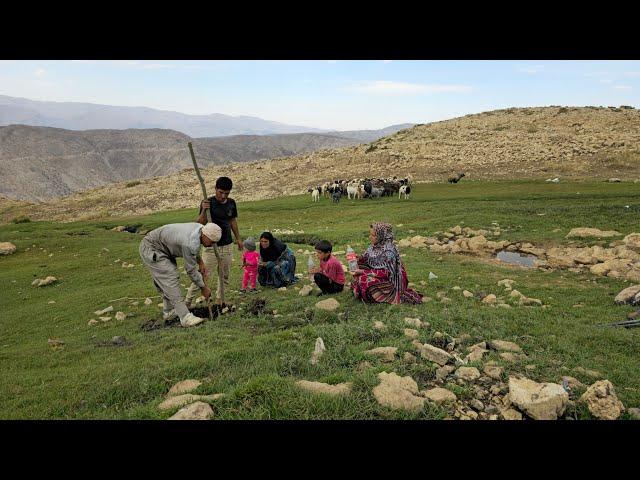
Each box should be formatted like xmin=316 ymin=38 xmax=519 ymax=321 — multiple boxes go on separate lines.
xmin=241 ymin=237 xmax=260 ymax=292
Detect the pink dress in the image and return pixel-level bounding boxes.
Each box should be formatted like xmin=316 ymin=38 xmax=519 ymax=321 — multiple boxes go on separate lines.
xmin=242 ymin=250 xmax=260 ymax=289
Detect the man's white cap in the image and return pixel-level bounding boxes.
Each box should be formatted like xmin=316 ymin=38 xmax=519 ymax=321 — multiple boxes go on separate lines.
xmin=202 ymin=222 xmax=222 ymax=242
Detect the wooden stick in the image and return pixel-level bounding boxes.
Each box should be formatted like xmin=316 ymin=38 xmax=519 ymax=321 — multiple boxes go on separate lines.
xmin=188 ymin=142 xmax=225 ymax=305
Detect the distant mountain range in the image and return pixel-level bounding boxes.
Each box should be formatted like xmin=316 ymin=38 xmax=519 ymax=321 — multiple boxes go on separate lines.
xmin=0 ymin=95 xmax=413 ymax=139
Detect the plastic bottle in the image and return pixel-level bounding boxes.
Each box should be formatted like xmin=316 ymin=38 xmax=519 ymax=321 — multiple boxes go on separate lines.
xmin=346 ymin=246 xmax=358 ymax=272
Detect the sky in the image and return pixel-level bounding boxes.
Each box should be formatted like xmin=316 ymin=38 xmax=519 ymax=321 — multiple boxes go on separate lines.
xmin=1 ymin=60 xmax=639 ymax=130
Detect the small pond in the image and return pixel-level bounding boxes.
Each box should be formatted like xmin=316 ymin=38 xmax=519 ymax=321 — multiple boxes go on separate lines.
xmin=495 ymin=250 xmax=537 ymax=267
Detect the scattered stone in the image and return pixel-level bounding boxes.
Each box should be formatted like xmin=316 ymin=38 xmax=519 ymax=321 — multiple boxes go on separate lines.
xmin=296 ymin=380 xmax=352 ymax=396
xmin=310 ymin=337 xmax=326 ymax=365
xmin=623 ymin=233 xmax=640 ymax=250
xmin=168 ymin=401 xmax=213 ymax=420
xmin=47 ymin=338 xmax=65 ymax=348
xmin=144 ymin=298 xmax=153 ymax=305
xmin=525 ymin=364 xmax=537 ymax=371
xmin=501 ymin=408 xmax=523 ymax=420
xmin=115 ymin=311 xmax=126 ymax=321
xmin=158 ymin=394 xmax=224 ymax=411
xmin=580 ymin=380 xmax=625 ymax=420
xmin=470 ymin=399 xmax=484 ymax=412
xmin=482 ymin=294 xmax=497 ymax=304
xmin=403 ymin=352 xmax=417 ymax=364
xmin=420 ymin=344 xmax=452 ymax=366
xmin=488 ymin=340 xmax=523 ymax=353
xmin=440 ymin=297 xmax=452 ymax=304
xmin=87 ymin=319 xmax=99 ymax=326
xmin=99 ymin=316 xmax=111 ymax=322
xmin=462 ymin=290 xmax=474 ymax=298
xmin=373 ymin=321 xmax=386 ymax=331
xmin=0 ymin=242 xmax=17 ymax=255
xmin=608 ymin=178 xmax=621 ymax=183
xmin=168 ymin=379 xmax=202 ymax=397
xmin=404 ymin=317 xmax=422 ymax=328
xmin=500 ymin=352 xmax=527 ymax=362
xmin=455 ymin=367 xmax=481 ymax=382
xmin=566 ymin=228 xmax=622 ymax=238
xmin=614 ymin=285 xmax=640 ymax=305
xmin=428 ymin=272 xmax=438 ymax=280
xmin=423 ymin=387 xmax=457 ymax=404
xmin=373 ymin=372 xmax=425 ymax=413
xmin=508 ymin=376 xmax=569 ymax=420
xmin=436 ymin=365 xmax=455 ymax=381
xmin=465 ymin=347 xmax=488 ymax=363
xmin=452 ymin=286 xmax=461 ymax=291
xmin=278 ymin=287 xmax=287 ymax=292
xmin=498 ymin=279 xmax=515 ymax=289
xmin=48 ymin=300 xmax=56 ymax=304
xmin=561 ymin=376 xmax=585 ymax=391
xmin=94 ymin=306 xmax=114 ymax=316
xmin=315 ymin=298 xmax=340 ymax=311
xmin=357 ymin=361 xmax=372 ymax=371
xmin=365 ymin=346 xmax=398 ymax=362
xmin=628 ymin=408 xmax=640 ymax=420
xmin=33 ymin=276 xmax=58 ymax=287
xmin=574 ymin=367 xmax=602 ymax=379
xmin=404 ymin=328 xmax=419 ymax=339
xmin=299 ymin=284 xmax=313 ymax=296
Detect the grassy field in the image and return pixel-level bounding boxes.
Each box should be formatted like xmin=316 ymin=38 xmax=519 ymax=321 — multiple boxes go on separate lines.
xmin=1 ymin=180 xmax=639 ymax=419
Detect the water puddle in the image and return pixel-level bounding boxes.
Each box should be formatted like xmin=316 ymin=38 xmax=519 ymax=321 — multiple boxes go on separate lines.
xmin=496 ymin=250 xmax=537 ymax=267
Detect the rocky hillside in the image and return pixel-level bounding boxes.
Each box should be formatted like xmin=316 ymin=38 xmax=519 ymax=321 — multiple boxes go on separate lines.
xmin=0 ymin=125 xmax=364 ymax=201
xmin=3 ymin=106 xmax=639 ymax=223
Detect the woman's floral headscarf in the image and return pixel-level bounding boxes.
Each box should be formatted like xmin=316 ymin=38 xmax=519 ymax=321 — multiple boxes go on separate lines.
xmin=363 ymin=222 xmax=403 ymax=302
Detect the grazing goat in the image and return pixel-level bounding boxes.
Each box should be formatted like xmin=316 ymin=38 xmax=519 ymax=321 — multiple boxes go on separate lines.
xmin=311 ymin=186 xmax=320 ymax=202
xmin=332 ymin=189 xmax=342 ymax=203
xmin=346 ymin=183 xmax=359 ymax=200
xmin=448 ymin=172 xmax=466 ymax=184
xmin=399 ymin=185 xmax=411 ymax=199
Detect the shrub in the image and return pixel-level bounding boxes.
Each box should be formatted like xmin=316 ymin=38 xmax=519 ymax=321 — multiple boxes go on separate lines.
xmin=365 ymin=144 xmax=378 ymax=154
xmin=12 ymin=216 xmax=31 ymax=224
xmin=125 ymin=180 xmax=141 ymax=188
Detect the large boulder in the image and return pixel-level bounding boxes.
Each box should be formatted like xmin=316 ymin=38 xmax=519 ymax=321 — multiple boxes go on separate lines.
xmin=623 ymin=233 xmax=640 ymax=251
xmin=508 ymin=376 xmax=569 ymax=420
xmin=580 ymin=380 xmax=625 ymax=420
xmin=0 ymin=242 xmax=17 ymax=255
xmin=566 ymin=228 xmax=622 ymax=238
xmin=373 ymin=372 xmax=425 ymax=413
xmin=590 ymin=259 xmax=632 ymax=276
xmin=455 ymin=367 xmax=481 ymax=382
xmin=422 ymin=387 xmax=457 ymax=404
xmin=614 ymin=285 xmax=640 ymax=305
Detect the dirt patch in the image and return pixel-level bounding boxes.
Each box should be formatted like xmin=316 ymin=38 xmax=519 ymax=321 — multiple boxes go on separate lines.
xmin=248 ymin=298 xmax=267 ymax=316
xmin=140 ymin=317 xmax=181 ymax=331
xmin=94 ymin=336 xmax=133 ymax=347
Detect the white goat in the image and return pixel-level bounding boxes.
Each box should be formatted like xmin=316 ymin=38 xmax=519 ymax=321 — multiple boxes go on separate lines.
xmin=399 ymin=185 xmax=411 ymax=199
xmin=311 ymin=187 xmax=320 ymax=202
xmin=346 ymin=183 xmax=358 ymax=200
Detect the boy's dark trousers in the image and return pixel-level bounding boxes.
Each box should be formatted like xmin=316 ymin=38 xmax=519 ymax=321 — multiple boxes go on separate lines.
xmin=314 ymin=273 xmax=344 ymax=294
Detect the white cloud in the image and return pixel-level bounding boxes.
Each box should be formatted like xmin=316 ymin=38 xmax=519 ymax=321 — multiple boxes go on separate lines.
xmin=614 ymin=85 xmax=632 ymax=91
xmin=625 ymin=72 xmax=640 ymax=77
xmin=346 ymin=80 xmax=472 ymax=95
xmin=600 ymin=79 xmax=614 ymax=84
xmin=35 ymin=68 xmax=46 ymax=78
xmin=516 ymin=64 xmax=545 ymax=74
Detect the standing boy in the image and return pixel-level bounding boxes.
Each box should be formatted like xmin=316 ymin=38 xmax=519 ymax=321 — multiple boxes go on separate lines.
xmin=185 ymin=176 xmax=243 ymax=310
xmin=309 ymin=240 xmax=345 ymax=296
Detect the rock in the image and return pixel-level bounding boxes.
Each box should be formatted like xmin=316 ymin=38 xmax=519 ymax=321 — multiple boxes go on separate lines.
xmin=498 ymin=279 xmax=515 ymax=289
xmin=299 ymin=284 xmax=313 ymax=296
xmin=497 ymin=303 xmax=512 ymax=309
xmin=561 ymin=376 xmax=585 ymax=391
xmin=0 ymin=242 xmax=17 ymax=255
xmin=315 ymin=298 xmax=340 ymax=311
xmin=373 ymin=321 xmax=386 ymax=331
xmin=144 ymin=298 xmax=153 ymax=305
xmin=365 ymin=346 xmax=398 ymax=362
xmin=623 ymin=233 xmax=640 ymax=250
xmin=420 ymin=344 xmax=452 ymax=366
xmin=482 ymin=294 xmax=497 ymax=304
xmin=403 ymin=352 xmax=417 ymax=364
xmin=112 ymin=226 xmax=126 ymax=232
xmin=440 ymin=297 xmax=452 ymax=304
xmin=519 ymin=296 xmax=542 ymax=306
xmin=508 ymin=376 xmax=569 ymax=420
xmin=99 ymin=316 xmax=111 ymax=322
xmin=574 ymin=367 xmax=602 ymax=379
xmin=87 ymin=319 xmax=98 ymax=326
xmin=509 ymin=289 xmax=524 ymax=299
xmin=580 ymin=380 xmax=625 ymax=420
xmin=608 ymin=178 xmax=621 ymax=183
xmin=436 ymin=365 xmax=455 ymax=381
xmin=115 ymin=311 xmax=126 ymax=321
xmin=455 ymin=367 xmax=481 ymax=382
xmin=168 ymin=401 xmax=213 ymax=420
xmin=357 ymin=361 xmax=372 ymax=371
xmin=456 ymin=334 xmax=473 ymax=345
xmin=296 ymin=380 xmax=352 ymax=396
xmin=470 ymin=399 xmax=485 ymax=411
xmin=488 ymin=340 xmax=523 ymax=353
xmin=404 ymin=328 xmax=419 ymax=339
xmin=465 ymin=347 xmax=488 ymax=363
xmin=36 ymin=276 xmax=58 ymax=287
xmin=168 ymin=379 xmax=202 ymax=397
xmin=614 ymin=285 xmax=640 ymax=305
xmin=500 ymin=352 xmax=526 ymax=362
xmin=404 ymin=317 xmax=422 ymax=328
xmin=484 ymin=365 xmax=504 ymax=380
xmin=94 ymin=306 xmax=114 ymax=316
xmin=462 ymin=290 xmax=474 ymax=298
xmin=452 ymin=286 xmax=461 ymax=291
xmin=158 ymin=394 xmax=224 ymax=411
xmin=310 ymin=337 xmax=326 ymax=365
xmin=423 ymin=387 xmax=457 ymax=404
xmin=373 ymin=372 xmax=425 ymax=413
xmin=566 ymin=228 xmax=622 ymax=238
xmin=628 ymin=408 xmax=640 ymax=420
xmin=501 ymin=408 xmax=524 ymax=420
xmin=428 ymin=272 xmax=438 ymax=280
xmin=47 ymin=338 xmax=65 ymax=347
xmin=278 ymin=287 xmax=287 ymax=292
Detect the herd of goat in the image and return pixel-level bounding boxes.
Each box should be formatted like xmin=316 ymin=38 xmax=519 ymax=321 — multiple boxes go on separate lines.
xmin=307 ymin=172 xmax=466 ymax=202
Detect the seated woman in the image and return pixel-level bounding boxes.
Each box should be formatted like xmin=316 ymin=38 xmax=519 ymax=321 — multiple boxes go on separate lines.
xmin=258 ymin=231 xmax=298 ymax=288
xmin=351 ymin=222 xmax=423 ymax=304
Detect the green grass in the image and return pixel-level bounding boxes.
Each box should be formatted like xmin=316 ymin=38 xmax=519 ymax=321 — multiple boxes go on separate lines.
xmin=1 ymin=180 xmax=639 ymax=419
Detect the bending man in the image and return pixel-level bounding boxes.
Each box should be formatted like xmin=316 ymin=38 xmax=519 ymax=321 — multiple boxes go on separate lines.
xmin=140 ymin=222 xmax=222 ymax=327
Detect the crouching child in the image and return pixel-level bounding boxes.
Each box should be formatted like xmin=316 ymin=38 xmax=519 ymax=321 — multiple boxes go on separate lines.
xmin=310 ymin=240 xmax=345 ymax=296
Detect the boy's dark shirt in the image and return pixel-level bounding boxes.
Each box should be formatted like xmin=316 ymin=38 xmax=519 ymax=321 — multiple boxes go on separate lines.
xmin=200 ymin=196 xmax=238 ymax=247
